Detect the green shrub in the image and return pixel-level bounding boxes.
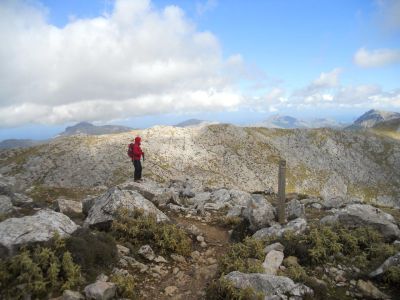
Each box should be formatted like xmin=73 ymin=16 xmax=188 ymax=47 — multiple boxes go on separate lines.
xmin=0 ymin=234 xmax=82 ymax=299
xmin=218 ymin=237 xmax=264 ymax=275
xmin=110 ymin=273 xmax=137 ymax=299
xmin=383 ymin=266 xmax=400 ymax=286
xmin=206 ymin=277 xmax=264 ymax=300
xmin=111 ymin=209 xmax=192 ymax=256
xmin=65 ymin=228 xmax=118 ymax=281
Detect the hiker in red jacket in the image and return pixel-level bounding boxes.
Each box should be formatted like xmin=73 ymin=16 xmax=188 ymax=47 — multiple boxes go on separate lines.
xmin=128 ymin=136 xmax=145 ymax=182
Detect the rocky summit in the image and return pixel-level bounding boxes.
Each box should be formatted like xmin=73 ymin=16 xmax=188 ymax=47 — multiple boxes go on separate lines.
xmin=0 ymin=124 xmax=399 ymax=299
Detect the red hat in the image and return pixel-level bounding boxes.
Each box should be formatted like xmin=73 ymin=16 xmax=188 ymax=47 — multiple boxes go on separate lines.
xmin=134 ymin=136 xmax=141 ymax=143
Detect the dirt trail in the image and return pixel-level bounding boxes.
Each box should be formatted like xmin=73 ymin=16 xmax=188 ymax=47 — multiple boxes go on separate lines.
xmin=137 ymin=215 xmax=231 ymax=299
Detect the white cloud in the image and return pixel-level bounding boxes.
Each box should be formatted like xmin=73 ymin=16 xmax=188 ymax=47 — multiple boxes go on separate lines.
xmin=354 ymin=47 xmax=400 ymax=68
xmin=0 ymin=0 xmax=243 ymax=127
xmin=311 ymin=68 xmax=341 ymax=89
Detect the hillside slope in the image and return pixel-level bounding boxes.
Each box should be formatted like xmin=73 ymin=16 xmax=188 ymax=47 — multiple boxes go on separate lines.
xmin=1 ymin=124 xmax=399 ymax=207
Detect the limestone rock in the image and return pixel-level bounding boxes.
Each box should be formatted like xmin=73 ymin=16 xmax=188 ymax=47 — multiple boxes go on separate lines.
xmin=285 ymin=199 xmax=305 ymax=220
xmin=253 ymin=218 xmax=307 ymax=240
xmin=370 ymin=252 xmax=400 ymax=277
xmin=118 ymin=179 xmax=174 ymax=207
xmin=83 ymin=187 xmax=169 ymax=229
xmin=321 ymin=204 xmax=400 ymax=240
xmin=0 ymin=209 xmax=78 ymax=255
xmin=138 ymin=244 xmax=155 ymax=261
xmin=244 ymin=194 xmax=276 ymax=231
xmin=264 ymin=242 xmax=285 ymax=254
xmin=357 ymin=280 xmax=390 ymax=299
xmin=322 ymin=196 xmax=349 ymax=209
xmin=116 ymin=244 xmax=130 ymax=256
xmin=62 ymin=290 xmax=85 ymax=300
xmin=11 ymin=193 xmax=33 ymax=206
xmin=55 ymin=197 xmax=82 ymax=214
xmin=224 ymin=271 xmax=313 ymax=298
xmin=84 ymin=281 xmax=116 ymax=300
xmin=263 ymin=250 xmax=284 ymax=275
xmin=82 ymin=196 xmax=96 ymax=216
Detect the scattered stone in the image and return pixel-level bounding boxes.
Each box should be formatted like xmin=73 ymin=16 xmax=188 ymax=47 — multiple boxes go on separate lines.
xmin=370 ymin=252 xmax=400 ymax=277
xmin=84 ymin=281 xmax=116 ymax=300
xmin=357 ymin=280 xmax=390 ymax=299
xmin=190 ymin=251 xmax=201 ymax=260
xmin=83 ymin=187 xmax=169 ymax=229
xmin=0 ymin=209 xmax=78 ymax=255
xmin=311 ymin=203 xmax=323 ymax=209
xmin=138 ymin=245 xmax=155 ymax=261
xmin=173 ymin=267 xmax=180 ymax=275
xmin=10 ymin=193 xmax=33 ymax=206
xmin=154 ymin=255 xmax=168 ymax=263
xmin=171 ymin=254 xmax=186 ymax=263
xmin=82 ymin=196 xmax=96 ymax=216
xmin=207 ymin=257 xmax=217 ymax=265
xmin=55 ymin=197 xmax=82 ymax=214
xmin=285 ymin=199 xmax=305 ymax=220
xmin=321 ymin=204 xmax=400 ymax=240
xmin=200 ymin=241 xmax=207 ymax=248
xmin=96 ymin=274 xmax=109 ymax=282
xmin=253 ymin=218 xmax=307 ymax=240
xmin=164 ymin=286 xmax=178 ymax=296
xmin=186 ymin=224 xmax=201 ymax=236
xmin=263 ymin=250 xmax=284 ymax=275
xmin=116 ymin=244 xmax=130 ymax=256
xmin=196 ymin=235 xmax=205 ymax=242
xmin=224 ymin=271 xmax=313 ymax=298
xmin=243 ymin=194 xmax=276 ymax=231
xmin=62 ymin=290 xmax=85 ymax=300
xmin=264 ymin=242 xmax=285 ymax=254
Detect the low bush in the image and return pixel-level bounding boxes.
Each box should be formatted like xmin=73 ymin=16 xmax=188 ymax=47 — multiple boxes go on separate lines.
xmin=65 ymin=228 xmax=118 ymax=281
xmin=111 ymin=209 xmax=192 ymax=256
xmin=110 ymin=273 xmax=137 ymax=299
xmin=206 ymin=277 xmax=264 ymax=300
xmin=218 ymin=237 xmax=264 ymax=275
xmin=0 ymin=234 xmax=82 ymax=299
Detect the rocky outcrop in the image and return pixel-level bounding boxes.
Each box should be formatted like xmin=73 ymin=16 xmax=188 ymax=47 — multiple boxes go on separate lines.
xmin=83 ymin=187 xmax=169 ymax=228
xmin=356 ymin=280 xmax=390 ymax=299
xmin=243 ymin=194 xmax=276 ymax=231
xmin=2 ymin=125 xmax=399 ymax=208
xmin=321 ymin=204 xmax=400 ymax=240
xmin=0 ymin=209 xmax=78 ymax=255
xmin=262 ymin=250 xmax=284 ymax=275
xmin=285 ymin=199 xmax=305 ymax=220
xmin=253 ymin=218 xmax=307 ymax=240
xmin=224 ymin=271 xmax=313 ymax=299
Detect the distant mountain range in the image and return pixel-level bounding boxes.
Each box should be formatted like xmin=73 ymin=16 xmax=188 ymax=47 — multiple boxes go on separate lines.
xmin=174 ymin=119 xmax=219 ymax=127
xmin=0 ymin=139 xmax=48 ymax=149
xmin=251 ymin=115 xmax=346 ymax=129
xmin=58 ymin=122 xmax=132 ymax=136
xmin=346 ymin=109 xmax=400 ymax=130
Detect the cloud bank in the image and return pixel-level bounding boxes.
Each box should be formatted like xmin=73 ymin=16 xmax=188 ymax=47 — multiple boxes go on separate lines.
xmin=0 ymin=0 xmax=242 ymax=127
xmin=354 ymin=47 xmax=400 ymax=68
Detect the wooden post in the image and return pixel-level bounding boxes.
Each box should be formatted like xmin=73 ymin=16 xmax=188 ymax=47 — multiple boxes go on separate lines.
xmin=278 ymin=159 xmax=286 ymax=224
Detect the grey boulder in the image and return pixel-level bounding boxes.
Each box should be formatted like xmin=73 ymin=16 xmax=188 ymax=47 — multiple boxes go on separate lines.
xmin=285 ymin=199 xmax=305 ymax=220
xmin=321 ymin=204 xmax=400 ymax=240
xmin=83 ymin=187 xmax=169 ymax=229
xmin=253 ymin=218 xmax=307 ymax=240
xmin=55 ymin=197 xmax=82 ymax=214
xmin=0 ymin=195 xmax=13 ymax=214
xmin=224 ymin=271 xmax=313 ymax=299
xmin=84 ymin=281 xmax=116 ymax=300
xmin=0 ymin=209 xmax=78 ymax=255
xmin=244 ymin=194 xmax=276 ymax=231
xmin=370 ymin=252 xmax=400 ymax=277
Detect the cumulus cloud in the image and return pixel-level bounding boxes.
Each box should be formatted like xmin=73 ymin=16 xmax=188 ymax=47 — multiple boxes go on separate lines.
xmin=0 ymin=0 xmax=243 ymax=127
xmin=310 ymin=68 xmax=341 ymax=89
xmin=354 ymin=47 xmax=400 ymax=68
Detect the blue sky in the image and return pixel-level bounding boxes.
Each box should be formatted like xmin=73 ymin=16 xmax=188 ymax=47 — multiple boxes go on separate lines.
xmin=0 ymin=0 xmax=399 ymax=140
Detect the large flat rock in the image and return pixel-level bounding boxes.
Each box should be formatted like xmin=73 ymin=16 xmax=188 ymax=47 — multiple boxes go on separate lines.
xmin=0 ymin=209 xmax=78 ymax=255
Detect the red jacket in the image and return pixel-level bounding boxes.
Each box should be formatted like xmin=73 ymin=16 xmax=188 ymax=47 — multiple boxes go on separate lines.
xmin=130 ymin=136 xmax=144 ymax=160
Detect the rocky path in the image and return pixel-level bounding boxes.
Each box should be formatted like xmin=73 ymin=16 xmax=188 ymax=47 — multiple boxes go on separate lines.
xmin=137 ymin=215 xmax=230 ymax=299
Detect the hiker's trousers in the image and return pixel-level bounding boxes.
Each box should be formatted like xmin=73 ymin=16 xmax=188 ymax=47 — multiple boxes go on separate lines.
xmin=133 ymin=160 xmax=142 ymax=180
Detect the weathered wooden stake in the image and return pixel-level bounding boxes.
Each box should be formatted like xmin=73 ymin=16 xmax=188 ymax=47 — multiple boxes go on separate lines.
xmin=278 ymin=159 xmax=286 ymax=224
